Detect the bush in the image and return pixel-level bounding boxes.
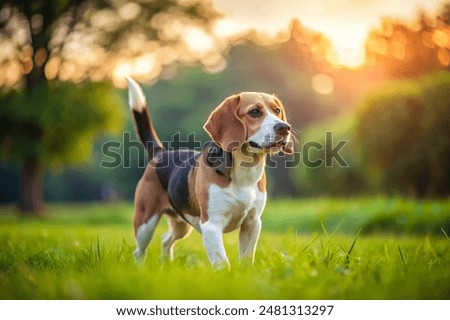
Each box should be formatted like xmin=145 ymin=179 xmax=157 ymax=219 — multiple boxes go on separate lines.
xmin=294 ymin=115 xmax=370 ymax=197
xmin=356 ymin=71 xmax=450 ymax=197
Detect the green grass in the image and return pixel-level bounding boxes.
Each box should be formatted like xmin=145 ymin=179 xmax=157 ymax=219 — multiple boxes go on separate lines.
xmin=0 ymin=198 xmax=449 ymax=299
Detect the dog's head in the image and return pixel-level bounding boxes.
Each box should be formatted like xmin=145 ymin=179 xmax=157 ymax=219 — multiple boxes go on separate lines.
xmin=204 ymin=92 xmax=293 ymax=154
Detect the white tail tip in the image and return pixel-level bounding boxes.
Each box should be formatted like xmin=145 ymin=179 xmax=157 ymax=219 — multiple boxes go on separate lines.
xmin=125 ymin=76 xmax=146 ymax=111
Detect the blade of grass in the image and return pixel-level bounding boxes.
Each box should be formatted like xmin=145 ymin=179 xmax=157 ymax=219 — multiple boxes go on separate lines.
xmin=345 ymin=228 xmax=361 ymax=265
xmin=321 ymin=220 xmax=329 ymax=236
xmin=441 ymin=228 xmax=449 ymax=241
xmin=330 ymin=221 xmax=343 ymax=235
xmin=96 ymin=235 xmax=101 ymax=262
xmin=321 ymin=221 xmax=343 ymax=253
xmin=398 ymin=245 xmax=406 ymax=265
xmin=301 ymin=233 xmax=320 ymax=252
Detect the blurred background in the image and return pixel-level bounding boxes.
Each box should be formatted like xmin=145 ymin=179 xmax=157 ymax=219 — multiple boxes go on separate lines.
xmin=0 ymin=0 xmax=449 ymax=214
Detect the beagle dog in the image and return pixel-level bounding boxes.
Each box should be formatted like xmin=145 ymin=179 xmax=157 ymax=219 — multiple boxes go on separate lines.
xmin=126 ymin=77 xmax=293 ymax=268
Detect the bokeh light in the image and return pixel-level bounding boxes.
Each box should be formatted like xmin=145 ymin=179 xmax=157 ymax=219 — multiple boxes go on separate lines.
xmin=311 ymin=74 xmax=335 ymax=95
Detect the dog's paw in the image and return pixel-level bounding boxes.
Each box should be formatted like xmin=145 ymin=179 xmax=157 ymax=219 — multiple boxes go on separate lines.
xmin=133 ymin=249 xmax=146 ymax=266
xmin=212 ymin=260 xmax=231 ymax=271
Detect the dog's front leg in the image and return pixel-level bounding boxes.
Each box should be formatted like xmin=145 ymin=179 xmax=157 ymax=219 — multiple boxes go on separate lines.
xmin=239 ymin=216 xmax=262 ymax=263
xmin=200 ymin=220 xmax=229 ymax=268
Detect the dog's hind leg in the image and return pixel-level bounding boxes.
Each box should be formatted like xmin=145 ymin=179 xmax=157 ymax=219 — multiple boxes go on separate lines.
xmin=134 ymin=213 xmax=161 ymax=262
xmin=161 ymin=213 xmax=193 ymax=260
xmin=133 ymin=165 xmax=169 ymax=263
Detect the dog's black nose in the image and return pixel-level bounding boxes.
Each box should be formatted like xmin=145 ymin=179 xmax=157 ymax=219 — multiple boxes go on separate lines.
xmin=274 ymin=123 xmax=291 ymax=136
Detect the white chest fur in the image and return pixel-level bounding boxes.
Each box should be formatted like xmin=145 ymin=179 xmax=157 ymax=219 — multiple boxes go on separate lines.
xmin=207 ymin=180 xmax=266 ymax=233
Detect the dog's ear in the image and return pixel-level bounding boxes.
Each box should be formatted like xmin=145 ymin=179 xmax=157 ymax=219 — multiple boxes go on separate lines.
xmin=203 ymin=95 xmax=246 ymax=152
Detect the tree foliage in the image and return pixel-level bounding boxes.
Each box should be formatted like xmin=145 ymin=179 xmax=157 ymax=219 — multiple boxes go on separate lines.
xmin=0 ymin=81 xmax=123 ymax=165
xmin=365 ymin=6 xmax=450 ymax=79
xmin=0 ymin=0 xmax=221 ymax=88
xmin=356 ymin=71 xmax=450 ymax=197
xmin=293 ymin=115 xmax=369 ymax=197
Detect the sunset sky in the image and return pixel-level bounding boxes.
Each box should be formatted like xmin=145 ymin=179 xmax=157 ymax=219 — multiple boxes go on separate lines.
xmin=214 ymin=0 xmax=446 ymax=67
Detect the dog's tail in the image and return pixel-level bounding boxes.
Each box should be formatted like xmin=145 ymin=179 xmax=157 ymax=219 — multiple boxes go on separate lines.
xmin=126 ymin=76 xmax=164 ymax=159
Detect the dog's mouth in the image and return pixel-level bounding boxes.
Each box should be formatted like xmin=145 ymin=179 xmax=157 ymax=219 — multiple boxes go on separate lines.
xmin=249 ymin=140 xmax=286 ymax=150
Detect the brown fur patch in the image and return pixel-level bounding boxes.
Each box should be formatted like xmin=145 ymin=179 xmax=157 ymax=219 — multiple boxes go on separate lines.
xmin=257 ymin=170 xmax=267 ymax=193
xmin=203 ymin=95 xmax=246 ymax=152
xmin=133 ymin=160 xmax=170 ymax=234
xmin=272 ymin=96 xmax=287 ymax=121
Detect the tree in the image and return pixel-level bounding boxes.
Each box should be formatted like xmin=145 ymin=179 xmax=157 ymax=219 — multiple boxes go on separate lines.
xmin=0 ymin=0 xmax=222 ymax=213
xmin=356 ymin=71 xmax=450 ymax=197
xmin=365 ymin=6 xmax=450 ymax=79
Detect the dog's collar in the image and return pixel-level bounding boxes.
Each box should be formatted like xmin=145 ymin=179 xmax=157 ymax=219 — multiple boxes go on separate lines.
xmin=205 ymin=142 xmax=233 ymax=179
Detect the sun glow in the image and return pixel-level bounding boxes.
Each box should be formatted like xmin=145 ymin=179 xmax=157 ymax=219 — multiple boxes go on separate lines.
xmin=291 ymin=18 xmax=370 ymax=69
xmin=322 ymin=28 xmax=367 ymax=68
xmin=112 ymin=53 xmax=161 ymax=87
xmin=214 ymin=0 xmax=445 ymax=69
xmin=183 ymin=27 xmax=215 ymax=54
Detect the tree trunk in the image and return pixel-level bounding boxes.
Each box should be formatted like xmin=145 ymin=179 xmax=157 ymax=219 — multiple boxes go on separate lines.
xmin=17 ymin=11 xmax=49 ymax=215
xmin=414 ymin=159 xmax=429 ymax=198
xmin=19 ymin=157 xmax=45 ymax=214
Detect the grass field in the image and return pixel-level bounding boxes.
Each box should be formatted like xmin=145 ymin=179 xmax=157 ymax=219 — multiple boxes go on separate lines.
xmin=0 ymin=198 xmax=449 ymax=299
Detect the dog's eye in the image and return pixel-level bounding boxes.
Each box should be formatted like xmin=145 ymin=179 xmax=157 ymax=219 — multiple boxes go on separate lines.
xmin=249 ymin=109 xmax=262 ymax=118
xmin=275 ymin=108 xmax=281 ymax=116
